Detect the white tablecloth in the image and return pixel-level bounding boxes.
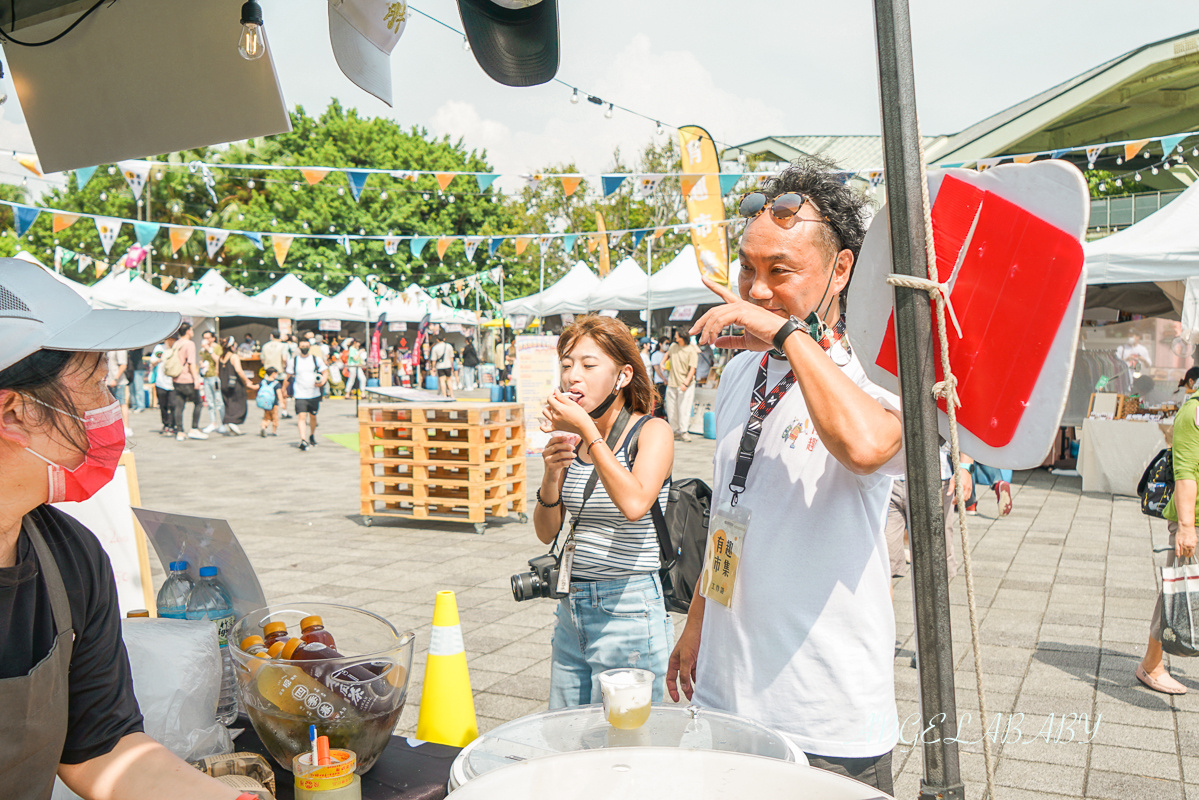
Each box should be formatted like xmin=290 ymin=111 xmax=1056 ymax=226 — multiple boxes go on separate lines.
xmin=1078 ymin=418 xmax=1168 ymax=496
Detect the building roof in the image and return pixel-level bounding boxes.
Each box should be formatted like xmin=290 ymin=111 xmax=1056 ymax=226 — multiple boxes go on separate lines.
xmin=730 ymin=134 xmax=942 ymax=174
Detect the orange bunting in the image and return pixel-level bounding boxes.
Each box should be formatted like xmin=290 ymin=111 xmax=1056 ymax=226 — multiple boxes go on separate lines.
xmin=52 ymin=213 xmax=80 ymax=233
xmin=301 ymin=169 xmax=329 ymax=185
xmin=561 ymin=177 xmax=583 ymax=197
xmin=515 ymin=237 xmax=532 ymax=255
xmin=587 ymin=236 xmax=599 ymax=253
xmin=680 ymin=175 xmax=701 ymax=196
xmin=652 ymin=227 xmax=667 ymax=239
xmin=160 ymin=275 xmax=173 ymax=290
xmin=436 ymin=237 xmax=452 ymax=259
xmin=1124 ymin=139 xmax=1150 ymax=162
xmin=17 ymin=155 xmax=41 ymax=177
xmin=169 ymin=226 xmax=194 ymax=255
xmin=272 ymin=234 xmax=293 ymax=267
xmin=436 ymin=173 xmax=455 ymax=191
xmin=1013 ymin=154 xmax=1037 ymax=164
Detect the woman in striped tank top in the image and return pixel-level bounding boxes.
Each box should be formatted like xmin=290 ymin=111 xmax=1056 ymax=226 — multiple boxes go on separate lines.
xmin=534 ymin=316 xmax=676 ymax=708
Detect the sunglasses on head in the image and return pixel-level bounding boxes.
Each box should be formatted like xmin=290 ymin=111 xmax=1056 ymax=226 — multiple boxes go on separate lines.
xmin=738 ymin=192 xmax=831 ymax=225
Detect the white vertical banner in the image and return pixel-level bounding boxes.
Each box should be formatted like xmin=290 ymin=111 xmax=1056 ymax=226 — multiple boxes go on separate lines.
xmin=514 ymin=334 xmax=559 ymax=455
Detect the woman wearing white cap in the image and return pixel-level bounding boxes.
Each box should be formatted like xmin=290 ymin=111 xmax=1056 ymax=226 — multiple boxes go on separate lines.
xmin=0 ymin=260 xmax=241 ymax=798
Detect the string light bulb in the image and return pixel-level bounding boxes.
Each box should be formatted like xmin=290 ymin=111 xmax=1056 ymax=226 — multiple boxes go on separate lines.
xmin=570 ymin=89 xmax=579 ymax=104
xmin=1134 ymin=172 xmax=1142 ymax=181
xmin=1115 ymin=178 xmax=1123 ymax=187
xmin=238 ymin=1 xmax=266 ymax=60
xmin=462 ymin=36 xmax=470 ymax=52
xmin=655 ymin=121 xmax=663 ymax=135
xmin=605 ymin=103 xmax=614 ymax=119
xmin=1151 ymin=166 xmax=1159 ymax=175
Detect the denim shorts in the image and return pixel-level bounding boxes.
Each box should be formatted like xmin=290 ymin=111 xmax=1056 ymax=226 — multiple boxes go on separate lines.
xmin=548 ymin=572 xmax=674 ymax=709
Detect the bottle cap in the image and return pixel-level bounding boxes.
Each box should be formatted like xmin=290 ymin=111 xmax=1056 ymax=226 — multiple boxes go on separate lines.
xmin=126 ymin=609 xmax=150 ymax=618
xmin=263 ymin=621 xmax=288 ymax=637
xmin=266 ymin=641 xmax=286 ymax=658
xmin=169 ymin=561 xmax=188 ymax=572
xmin=300 ymin=615 xmax=324 ymax=630
xmin=240 ymin=635 xmax=266 ymax=651
xmin=280 ymin=638 xmax=303 ymax=659
xmin=199 ymin=566 xmax=218 ymax=577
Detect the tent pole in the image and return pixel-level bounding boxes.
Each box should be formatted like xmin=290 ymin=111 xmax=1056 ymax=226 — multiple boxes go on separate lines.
xmin=538 ymin=247 xmax=545 ymax=334
xmin=873 ymin=2 xmax=962 ymax=798
xmin=646 ymin=234 xmax=653 ymax=340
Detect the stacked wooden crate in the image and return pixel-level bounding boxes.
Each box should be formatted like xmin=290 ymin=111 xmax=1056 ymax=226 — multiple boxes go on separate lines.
xmin=359 ymin=402 xmax=527 ymax=533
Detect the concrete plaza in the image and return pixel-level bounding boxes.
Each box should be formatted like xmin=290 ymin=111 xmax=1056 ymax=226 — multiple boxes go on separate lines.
xmin=132 ymin=396 xmax=1195 ymax=799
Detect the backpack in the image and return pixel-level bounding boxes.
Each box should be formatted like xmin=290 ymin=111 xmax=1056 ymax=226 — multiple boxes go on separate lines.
xmin=256 ymin=380 xmax=278 ymax=410
xmin=628 ymin=419 xmax=712 ymax=614
xmin=1138 ymin=448 xmax=1174 ymax=518
xmin=162 ymin=344 xmax=185 ymax=378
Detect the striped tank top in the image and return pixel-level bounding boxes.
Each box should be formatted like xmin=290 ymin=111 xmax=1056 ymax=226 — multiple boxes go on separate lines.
xmin=561 ymin=416 xmax=670 ymax=581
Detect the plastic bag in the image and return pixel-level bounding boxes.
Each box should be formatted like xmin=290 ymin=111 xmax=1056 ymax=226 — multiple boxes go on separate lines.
xmin=1159 ymin=556 xmax=1199 ymax=657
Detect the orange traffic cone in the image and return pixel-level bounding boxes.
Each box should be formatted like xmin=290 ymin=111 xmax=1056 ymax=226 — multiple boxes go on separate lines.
xmin=416 ymin=590 xmax=478 ymax=746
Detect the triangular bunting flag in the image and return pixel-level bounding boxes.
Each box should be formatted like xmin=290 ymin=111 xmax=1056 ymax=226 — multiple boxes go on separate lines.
xmin=680 ymin=175 xmax=702 ymax=196
xmin=1012 ymin=154 xmax=1037 ymax=164
xmin=346 ymin=297 xmax=355 ymax=308
xmin=601 ymin=175 xmax=627 ymax=197
xmin=636 ymin=175 xmax=664 ymax=198
xmin=52 ymin=213 xmax=80 ymax=233
xmin=205 ymin=229 xmax=230 ymax=259
xmin=436 ymin=237 xmax=452 ymax=259
xmin=75 ymin=166 xmax=97 ymax=191
xmin=178 ymin=278 xmax=192 ymax=292
xmin=587 ymin=236 xmax=599 ymax=253
xmin=632 ymin=230 xmax=648 ymax=248
xmin=411 ymin=236 xmax=430 ymax=257
xmin=17 ymin=155 xmax=41 ymax=177
xmin=341 ymin=236 xmax=352 ymax=255
xmin=608 ymin=231 xmax=625 ymax=248
xmin=489 ymin=237 xmax=502 ymax=257
xmin=1160 ymin=134 xmax=1187 ymax=159
xmin=14 ymin=206 xmax=40 ymax=237
xmin=133 ymin=221 xmax=160 ymax=246
xmin=515 ymin=237 xmax=532 ymax=255
xmin=170 ymin=226 xmax=194 ymax=254
xmin=476 ymin=173 xmax=499 ymax=192
xmin=1086 ymin=146 xmax=1103 ymax=169
xmin=867 ymin=171 xmax=884 ymax=187
xmin=436 ymin=173 xmax=455 ymax=191
xmin=272 ymin=232 xmax=292 ymax=267
xmin=161 ymin=275 xmax=173 ymax=290
xmin=522 ymin=174 xmax=543 ymax=192
xmin=242 ymin=231 xmax=264 ymax=250
xmin=384 ymin=236 xmax=400 ymax=255
xmin=302 ymin=169 xmax=329 ymax=185
xmin=538 ymin=235 xmax=553 ymax=251
xmin=94 ymin=216 xmax=121 ymax=254
xmin=345 ymin=170 xmax=370 ymax=201
xmin=77 ymin=255 xmax=92 ymax=274
xmin=976 ymin=157 xmax=1002 ymax=171
xmin=118 ymin=160 xmax=151 ymax=199
xmin=1124 ymin=139 xmax=1150 ymax=162
xmin=95 ymin=259 xmax=109 ymax=278
xmin=464 ymin=237 xmax=482 ymax=261
xmin=561 ymin=176 xmax=583 ymax=197
xmin=562 ymin=234 xmax=579 ymax=251
xmin=1050 ymin=149 xmax=1069 ymax=159
xmin=718 ymin=173 xmax=742 ymax=196
xmin=653 ymin=227 xmax=667 ymax=239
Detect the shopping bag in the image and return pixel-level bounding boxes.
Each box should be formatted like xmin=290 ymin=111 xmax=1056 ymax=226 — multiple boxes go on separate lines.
xmin=1159 ymin=556 xmax=1199 ymax=657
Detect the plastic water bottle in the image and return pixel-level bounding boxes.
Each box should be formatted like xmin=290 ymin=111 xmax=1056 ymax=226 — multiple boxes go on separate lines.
xmin=155 ymin=561 xmax=193 ymax=619
xmin=186 ymin=565 xmax=238 ymax=726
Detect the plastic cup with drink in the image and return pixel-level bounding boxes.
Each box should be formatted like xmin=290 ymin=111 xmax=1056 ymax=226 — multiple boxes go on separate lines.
xmin=598 ymin=668 xmax=653 ymax=730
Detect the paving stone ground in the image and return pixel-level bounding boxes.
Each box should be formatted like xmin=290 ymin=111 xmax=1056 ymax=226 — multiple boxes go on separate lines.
xmin=132 ymin=396 xmax=1196 ymax=799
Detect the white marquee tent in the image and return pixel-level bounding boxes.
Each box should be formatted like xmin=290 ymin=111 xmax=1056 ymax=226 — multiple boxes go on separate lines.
xmin=251 ymin=273 xmax=329 ymax=318
xmin=90 ymin=270 xmax=211 ymax=317
xmin=502 ymin=261 xmax=600 ymax=316
xmin=645 ymin=245 xmax=721 ymax=308
xmin=14 ymin=251 xmax=94 ymax=303
xmin=189 ymin=269 xmax=278 ymax=317
xmin=586 ymin=257 xmax=648 ymax=311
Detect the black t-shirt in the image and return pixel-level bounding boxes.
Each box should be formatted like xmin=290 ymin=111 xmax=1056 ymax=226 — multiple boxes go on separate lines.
xmin=0 ymin=505 xmax=144 ymax=764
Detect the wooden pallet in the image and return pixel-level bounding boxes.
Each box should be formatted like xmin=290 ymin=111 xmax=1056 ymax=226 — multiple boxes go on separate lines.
xmin=358 ymin=402 xmax=527 ymax=533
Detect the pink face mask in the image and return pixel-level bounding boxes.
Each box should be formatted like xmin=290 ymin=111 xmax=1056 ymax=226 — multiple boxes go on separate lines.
xmin=25 ymin=399 xmax=126 ymax=504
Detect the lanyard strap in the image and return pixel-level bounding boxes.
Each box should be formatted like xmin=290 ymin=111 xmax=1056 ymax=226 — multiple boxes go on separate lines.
xmin=727 ymin=316 xmax=847 ymax=507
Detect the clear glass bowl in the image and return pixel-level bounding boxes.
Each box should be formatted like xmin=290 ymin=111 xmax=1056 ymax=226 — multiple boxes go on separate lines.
xmin=230 ymin=602 xmax=414 ymax=773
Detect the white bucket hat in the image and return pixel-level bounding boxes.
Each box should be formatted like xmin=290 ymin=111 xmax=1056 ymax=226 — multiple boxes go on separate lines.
xmin=328 ymin=0 xmax=408 ymax=106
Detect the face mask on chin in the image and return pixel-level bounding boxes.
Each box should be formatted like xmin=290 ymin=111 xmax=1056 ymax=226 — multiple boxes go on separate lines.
xmin=24 ymin=398 xmax=126 ymax=504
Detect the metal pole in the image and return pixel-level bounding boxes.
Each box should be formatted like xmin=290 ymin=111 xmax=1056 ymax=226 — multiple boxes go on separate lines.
xmin=872 ymin=1 xmax=963 ymax=798
xmin=646 ymin=234 xmax=653 ymax=339
xmin=538 ymin=247 xmax=545 ymax=334
xmin=500 ymin=261 xmax=506 ymax=384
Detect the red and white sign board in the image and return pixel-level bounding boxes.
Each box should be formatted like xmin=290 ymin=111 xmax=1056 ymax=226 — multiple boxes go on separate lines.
xmin=849 ymin=161 xmax=1089 ymax=469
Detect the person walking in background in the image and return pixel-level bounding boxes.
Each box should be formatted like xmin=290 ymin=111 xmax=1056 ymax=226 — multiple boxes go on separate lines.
xmin=344 ymin=337 xmax=367 ymax=399
xmin=462 ymin=338 xmax=480 ymax=390
xmin=219 ymin=336 xmax=256 ymax=436
xmin=969 ymin=462 xmax=1013 ymax=517
xmin=430 ymin=335 xmax=455 ymax=399
xmin=238 ymin=333 xmax=255 ymax=356
xmin=127 ymin=346 xmax=146 ymax=412
xmin=665 ymin=328 xmax=699 ymax=442
xmin=105 ymin=349 xmax=132 ymax=437
xmin=257 ymin=366 xmax=284 ymax=437
xmin=170 ymin=323 xmax=207 ymax=441
xmin=260 ymin=330 xmax=288 ymax=418
xmin=149 ymin=335 xmax=177 ymax=435
xmin=288 ymin=337 xmax=329 ymax=451
xmin=198 ymin=330 xmax=226 ymax=435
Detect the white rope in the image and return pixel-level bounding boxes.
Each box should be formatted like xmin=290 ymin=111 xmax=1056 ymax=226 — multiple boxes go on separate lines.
xmin=885 ymin=135 xmax=998 ymax=800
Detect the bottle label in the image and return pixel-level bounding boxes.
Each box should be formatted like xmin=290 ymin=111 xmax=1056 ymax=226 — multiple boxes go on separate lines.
xmin=215 ymin=614 xmax=234 ymax=648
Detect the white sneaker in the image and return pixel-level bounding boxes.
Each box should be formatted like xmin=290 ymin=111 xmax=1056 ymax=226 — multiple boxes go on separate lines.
xmin=218 ymin=425 xmax=229 ymax=434
xmin=228 ymin=423 xmax=242 ymax=435
xmin=124 ymin=427 xmax=134 ymax=436
xmin=202 ymin=423 xmax=217 ymax=433
xmin=681 ymin=433 xmax=692 ymax=442
xmin=187 ymin=429 xmax=209 ymax=440
xmin=176 ymin=432 xmax=186 ymax=441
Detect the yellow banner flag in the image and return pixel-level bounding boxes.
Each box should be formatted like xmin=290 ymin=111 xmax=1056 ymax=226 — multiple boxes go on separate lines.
xmin=302 ymin=169 xmax=329 ymax=185
xmin=1124 ymin=139 xmax=1150 ymax=162
xmin=596 ymin=211 xmax=611 ymax=276
xmin=436 ymin=173 xmax=455 ymax=191
xmin=678 ymin=126 xmax=729 ymax=285
xmin=515 ymin=237 xmax=532 ymax=255
xmin=272 ymin=234 xmax=293 ymax=267
xmin=561 ymin=176 xmax=582 ymax=197
xmin=436 ymin=237 xmax=452 ymax=259
xmin=161 ymin=275 xmax=173 ymax=290
xmin=52 ymin=213 xmax=80 ymax=233
xmin=169 ymin=226 xmax=194 ymax=255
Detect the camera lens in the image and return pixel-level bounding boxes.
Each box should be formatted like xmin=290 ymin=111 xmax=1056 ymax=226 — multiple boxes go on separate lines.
xmin=511 ymin=572 xmax=538 ymax=602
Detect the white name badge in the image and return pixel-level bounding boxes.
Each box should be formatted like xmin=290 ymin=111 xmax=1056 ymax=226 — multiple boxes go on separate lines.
xmin=699 ymin=503 xmax=750 ymax=608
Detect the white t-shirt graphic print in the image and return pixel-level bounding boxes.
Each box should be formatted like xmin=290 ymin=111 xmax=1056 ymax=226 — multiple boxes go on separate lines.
xmin=693 ymin=345 xmax=904 ymax=758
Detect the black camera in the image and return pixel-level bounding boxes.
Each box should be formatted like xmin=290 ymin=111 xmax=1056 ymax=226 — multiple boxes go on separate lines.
xmin=511 ymin=553 xmax=567 ymax=601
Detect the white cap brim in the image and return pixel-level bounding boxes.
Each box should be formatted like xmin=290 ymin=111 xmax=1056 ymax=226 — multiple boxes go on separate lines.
xmin=329 ymin=5 xmax=394 ymax=107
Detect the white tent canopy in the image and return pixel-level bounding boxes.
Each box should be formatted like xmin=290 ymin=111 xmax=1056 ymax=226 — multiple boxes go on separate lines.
xmin=189 ymin=269 xmax=278 ymax=317
xmin=1085 ymin=180 xmax=1199 ymax=285
xmin=396 ymin=283 xmax=477 ymax=326
xmin=90 ymin=271 xmax=211 ymax=317
xmin=251 ymin=273 xmax=329 ymax=318
xmin=586 ymin=257 xmax=648 ymax=311
xmin=14 ymin=251 xmax=94 ymax=303
xmin=646 ymin=245 xmax=721 ymax=308
xmin=503 ymin=261 xmax=600 ymax=316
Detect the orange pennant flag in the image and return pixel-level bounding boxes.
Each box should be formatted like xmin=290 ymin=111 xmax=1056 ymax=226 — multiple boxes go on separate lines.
xmin=680 ymin=175 xmax=701 ymax=196
xmin=561 ymin=176 xmax=583 ymax=197
xmin=17 ymin=155 xmax=41 ymax=177
xmin=169 ymin=226 xmax=194 ymax=255
xmin=1124 ymin=139 xmax=1150 ymax=162
xmin=436 ymin=173 xmax=455 ymax=191
xmin=301 ymin=169 xmax=329 ymax=185
xmin=1012 ymin=154 xmax=1037 ymax=164
xmin=52 ymin=213 xmax=80 ymax=233
xmin=272 ymin=234 xmax=293 ymax=267
xmin=95 ymin=260 xmax=109 ymax=278
xmin=515 ymin=237 xmax=532 ymax=255
xmin=436 ymin=237 xmax=452 ymax=259
xmin=160 ymin=275 xmax=173 ymax=290
xmin=587 ymin=236 xmax=599 ymax=253
xmin=652 ymin=227 xmax=667 ymax=239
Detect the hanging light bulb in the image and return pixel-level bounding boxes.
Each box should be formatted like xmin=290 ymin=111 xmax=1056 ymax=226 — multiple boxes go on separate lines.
xmin=155 ymin=171 xmax=163 ymax=180
xmin=380 ymin=191 xmax=388 ymax=200
xmin=107 ymin=166 xmax=116 ymax=175
xmin=292 ymin=182 xmax=300 ymax=192
xmin=1098 ymin=183 xmax=1107 ymax=192
xmin=1134 ymin=172 xmax=1142 ymax=181
xmin=655 ymin=121 xmax=663 ymax=135
xmin=98 ymin=191 xmax=107 ymax=201
xmin=1193 ymin=147 xmax=1198 ymax=157
xmin=1151 ymin=166 xmax=1159 ymax=175
xmin=337 ymin=187 xmax=345 ymax=196
xmin=462 ymin=36 xmax=471 ymax=52
xmin=247 ymin=179 xmax=256 ymax=189
xmin=605 ymin=103 xmax=614 ymax=119
xmin=1116 ymin=157 xmax=1123 ymax=165
xmin=570 ymin=89 xmax=579 ymax=104
xmin=269 ymin=272 xmax=275 ymax=279
xmin=1115 ymin=178 xmax=1123 ymax=187
xmin=1143 ymin=150 xmax=1152 ymax=159
xmin=238 ymin=213 xmax=245 ymax=220
xmin=238 ymin=1 xmax=266 ymax=60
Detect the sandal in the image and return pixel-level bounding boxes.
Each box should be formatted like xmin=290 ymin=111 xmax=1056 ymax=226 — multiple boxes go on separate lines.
xmin=995 ymin=481 xmax=1012 ymax=517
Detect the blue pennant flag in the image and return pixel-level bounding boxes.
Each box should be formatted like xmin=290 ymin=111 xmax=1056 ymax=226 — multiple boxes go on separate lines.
xmin=488 ymin=237 xmax=502 ymax=257
xmin=601 ymin=175 xmax=627 ymax=197
xmin=133 ymin=221 xmax=160 ymax=246
xmin=411 ymin=236 xmax=430 ymax=257
xmin=1160 ymin=134 xmax=1188 ymax=160
xmin=75 ymin=166 xmax=98 ymax=191
xmin=476 ymin=174 xmax=500 ymax=192
xmin=718 ymin=174 xmax=743 ymax=196
xmin=346 ymin=170 xmax=370 ymax=201
xmin=1050 ymin=149 xmax=1070 ymax=160
xmin=14 ymin=206 xmax=40 ymax=237
xmin=562 ymin=234 xmax=579 ymax=251
xmin=939 ymin=162 xmax=964 ymax=169
xmin=632 ymin=230 xmax=648 ymax=248
xmin=242 ymin=231 xmax=264 ymax=250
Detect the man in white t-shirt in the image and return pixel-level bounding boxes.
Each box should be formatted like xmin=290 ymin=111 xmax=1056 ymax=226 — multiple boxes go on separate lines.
xmin=286 ymin=338 xmax=329 ymax=451
xmin=666 ymin=161 xmax=904 ymax=794
xmin=430 ymin=336 xmax=455 ymax=399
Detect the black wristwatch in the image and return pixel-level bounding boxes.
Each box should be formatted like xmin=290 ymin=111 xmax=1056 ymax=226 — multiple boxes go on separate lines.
xmin=772 ymin=315 xmax=807 ymax=352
